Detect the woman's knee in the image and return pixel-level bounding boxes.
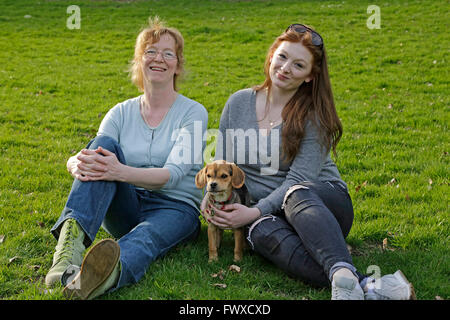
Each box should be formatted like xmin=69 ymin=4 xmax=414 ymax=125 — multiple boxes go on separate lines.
xmin=86 ymin=135 xmax=119 ymax=152
xmin=86 ymin=135 xmax=127 ymax=164
xmin=246 ymin=215 xmax=279 ymax=252
xmin=282 ymin=185 xmax=319 ymax=223
xmin=248 ymin=216 xmax=299 ymax=264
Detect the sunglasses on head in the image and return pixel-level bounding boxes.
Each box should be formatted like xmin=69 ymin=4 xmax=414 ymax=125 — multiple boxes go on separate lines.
xmin=286 ymin=24 xmax=323 ymax=48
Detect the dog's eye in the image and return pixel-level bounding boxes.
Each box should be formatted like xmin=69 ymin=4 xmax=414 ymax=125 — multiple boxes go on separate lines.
xmin=221 ymin=174 xmax=228 ymax=179
xmin=207 ymin=174 xmax=211 ymax=178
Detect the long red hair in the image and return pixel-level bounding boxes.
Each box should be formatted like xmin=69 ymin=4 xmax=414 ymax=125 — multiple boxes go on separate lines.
xmin=255 ymin=26 xmax=342 ymax=163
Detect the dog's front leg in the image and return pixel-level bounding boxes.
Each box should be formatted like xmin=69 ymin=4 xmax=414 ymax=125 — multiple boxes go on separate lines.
xmin=208 ymin=224 xmax=219 ymax=262
xmin=233 ymin=228 xmax=245 ymax=262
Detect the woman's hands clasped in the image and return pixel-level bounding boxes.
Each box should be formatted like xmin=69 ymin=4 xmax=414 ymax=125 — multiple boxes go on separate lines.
xmin=202 ymin=202 xmax=261 ymax=229
xmin=69 ymin=147 xmax=124 ymax=182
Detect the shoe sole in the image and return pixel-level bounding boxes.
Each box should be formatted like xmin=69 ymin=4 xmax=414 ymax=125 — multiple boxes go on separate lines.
xmin=63 ymin=239 xmax=120 ymax=300
xmin=394 ymin=270 xmax=416 ymax=300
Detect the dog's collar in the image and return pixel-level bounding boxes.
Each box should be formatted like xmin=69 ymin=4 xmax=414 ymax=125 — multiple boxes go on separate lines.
xmin=208 ymin=191 xmax=236 ymax=206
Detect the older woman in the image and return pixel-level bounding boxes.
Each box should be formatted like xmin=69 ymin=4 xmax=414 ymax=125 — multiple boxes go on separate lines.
xmin=208 ymin=24 xmax=415 ymax=300
xmin=45 ymin=17 xmax=208 ymax=300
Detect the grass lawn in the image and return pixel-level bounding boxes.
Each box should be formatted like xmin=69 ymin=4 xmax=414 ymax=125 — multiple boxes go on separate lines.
xmin=0 ymin=0 xmax=448 ymax=300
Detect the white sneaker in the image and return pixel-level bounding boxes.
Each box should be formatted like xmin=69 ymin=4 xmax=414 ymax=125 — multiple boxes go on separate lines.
xmin=331 ymin=275 xmax=364 ymax=300
xmin=364 ymin=270 xmax=416 ymax=300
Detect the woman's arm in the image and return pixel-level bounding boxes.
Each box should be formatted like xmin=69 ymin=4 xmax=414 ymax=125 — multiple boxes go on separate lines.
xmin=254 ymin=120 xmax=328 ymax=216
xmin=74 ymin=102 xmax=208 ymax=190
xmin=75 ymin=147 xmax=169 ymax=189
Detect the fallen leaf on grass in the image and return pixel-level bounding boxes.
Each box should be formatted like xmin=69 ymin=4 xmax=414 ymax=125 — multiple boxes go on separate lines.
xmin=382 ymin=238 xmax=396 ymax=252
xmin=346 ymin=243 xmax=353 ymax=254
xmin=382 ymin=238 xmax=388 ymax=250
xmin=0 ymin=235 xmax=5 ymax=244
xmin=355 ymin=181 xmax=367 ymax=192
xmin=212 ymin=283 xmax=227 ymax=289
xmin=387 ymin=178 xmax=396 ymax=185
xmin=435 ymin=296 xmax=443 ymax=300
xmin=428 ymin=178 xmax=433 ymax=190
xmin=28 ymin=265 xmax=41 ymax=271
xmin=8 ymin=256 xmax=20 ymax=265
xmin=228 ymin=265 xmax=241 ymax=273
xmin=211 ymin=269 xmax=225 ymax=280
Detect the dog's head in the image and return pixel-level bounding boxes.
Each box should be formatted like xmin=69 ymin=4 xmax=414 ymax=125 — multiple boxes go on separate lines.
xmin=195 ymin=160 xmax=245 ymax=196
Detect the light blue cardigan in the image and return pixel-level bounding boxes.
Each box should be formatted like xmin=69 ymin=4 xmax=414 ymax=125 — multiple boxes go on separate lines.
xmin=97 ymin=94 xmax=208 ymax=210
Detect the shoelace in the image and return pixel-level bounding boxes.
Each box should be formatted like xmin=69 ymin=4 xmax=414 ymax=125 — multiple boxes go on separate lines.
xmin=55 ymin=220 xmax=79 ymax=263
xmin=332 ymin=285 xmax=354 ymax=299
xmin=332 ymin=280 xmax=359 ymax=300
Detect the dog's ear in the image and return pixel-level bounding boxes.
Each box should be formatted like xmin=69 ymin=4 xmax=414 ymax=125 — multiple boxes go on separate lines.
xmin=230 ymin=164 xmax=245 ymax=188
xmin=195 ymin=167 xmax=207 ymax=188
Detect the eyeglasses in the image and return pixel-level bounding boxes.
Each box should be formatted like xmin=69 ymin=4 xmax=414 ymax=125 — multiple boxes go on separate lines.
xmin=144 ymin=48 xmax=177 ymax=60
xmin=286 ymin=24 xmax=323 ymax=48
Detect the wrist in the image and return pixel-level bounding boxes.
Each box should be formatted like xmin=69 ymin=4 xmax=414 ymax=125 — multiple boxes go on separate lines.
xmin=249 ymin=207 xmax=262 ymax=222
xmin=116 ymin=162 xmax=128 ymax=182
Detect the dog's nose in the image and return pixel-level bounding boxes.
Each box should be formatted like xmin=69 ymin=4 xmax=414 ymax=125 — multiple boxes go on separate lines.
xmin=210 ymin=182 xmax=217 ymax=189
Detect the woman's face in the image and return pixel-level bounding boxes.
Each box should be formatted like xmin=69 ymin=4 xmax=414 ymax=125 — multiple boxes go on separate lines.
xmin=142 ymin=33 xmax=179 ymax=87
xmin=269 ymin=41 xmax=314 ymax=92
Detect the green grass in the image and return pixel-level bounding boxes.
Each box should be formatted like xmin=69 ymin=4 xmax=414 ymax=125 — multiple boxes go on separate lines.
xmin=0 ymin=0 xmax=448 ymax=300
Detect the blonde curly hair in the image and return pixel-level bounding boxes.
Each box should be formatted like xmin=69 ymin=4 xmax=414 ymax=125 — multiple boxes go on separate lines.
xmin=129 ymin=16 xmax=185 ymax=91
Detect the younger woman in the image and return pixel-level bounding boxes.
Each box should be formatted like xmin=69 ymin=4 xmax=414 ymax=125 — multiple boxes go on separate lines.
xmin=208 ymin=24 xmax=415 ymax=300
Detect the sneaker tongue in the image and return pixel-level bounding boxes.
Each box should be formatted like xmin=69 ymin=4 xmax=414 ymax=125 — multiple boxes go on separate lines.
xmin=335 ymin=276 xmax=357 ymax=290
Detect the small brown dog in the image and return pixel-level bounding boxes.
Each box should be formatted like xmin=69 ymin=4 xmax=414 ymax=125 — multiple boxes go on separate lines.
xmin=195 ymin=160 xmax=249 ymax=262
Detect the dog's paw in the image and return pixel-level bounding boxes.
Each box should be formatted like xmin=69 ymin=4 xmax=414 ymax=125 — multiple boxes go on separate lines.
xmin=233 ymin=254 xmax=243 ymax=262
xmin=208 ymin=255 xmax=219 ymax=263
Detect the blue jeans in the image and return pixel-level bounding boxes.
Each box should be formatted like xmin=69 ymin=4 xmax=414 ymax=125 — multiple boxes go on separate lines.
xmin=247 ymin=180 xmax=365 ymax=287
xmin=50 ymin=135 xmax=200 ymax=289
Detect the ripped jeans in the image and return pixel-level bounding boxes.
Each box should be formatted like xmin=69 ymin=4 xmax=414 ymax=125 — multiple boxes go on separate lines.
xmin=247 ymin=181 xmax=365 ymax=287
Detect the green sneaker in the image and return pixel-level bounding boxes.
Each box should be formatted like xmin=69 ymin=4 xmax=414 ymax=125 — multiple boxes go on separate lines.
xmin=45 ymin=218 xmax=86 ymax=287
xmin=63 ymin=239 xmax=121 ymax=300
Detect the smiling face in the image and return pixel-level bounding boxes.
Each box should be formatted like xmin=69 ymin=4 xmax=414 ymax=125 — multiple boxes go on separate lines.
xmin=142 ymin=33 xmax=180 ymax=88
xmin=269 ymin=41 xmax=314 ymax=93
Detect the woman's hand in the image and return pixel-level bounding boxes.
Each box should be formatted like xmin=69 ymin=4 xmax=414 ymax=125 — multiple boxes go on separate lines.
xmin=66 ymin=151 xmax=98 ymax=182
xmin=208 ymin=203 xmax=261 ymax=229
xmin=79 ymin=147 xmax=125 ymax=182
xmin=71 ymin=147 xmax=124 ymax=182
xmin=200 ymin=195 xmax=208 ymax=218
